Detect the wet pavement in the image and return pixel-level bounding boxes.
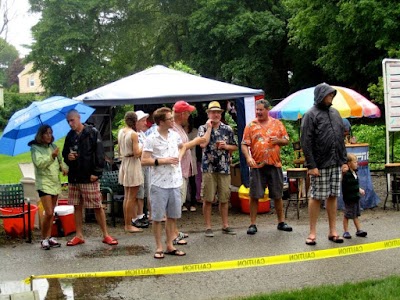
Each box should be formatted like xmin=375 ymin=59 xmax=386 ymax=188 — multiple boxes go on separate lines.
xmin=1 ymin=177 xmax=400 ymax=299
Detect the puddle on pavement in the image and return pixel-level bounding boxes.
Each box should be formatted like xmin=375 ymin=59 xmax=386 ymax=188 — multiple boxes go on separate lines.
xmin=77 ymin=244 xmax=150 ymax=258
xmin=1 ymin=246 xmax=154 ymax=299
xmin=1 ymin=277 xmax=127 ymax=299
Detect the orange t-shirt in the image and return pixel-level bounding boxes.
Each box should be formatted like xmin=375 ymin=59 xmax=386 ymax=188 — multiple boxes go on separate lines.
xmin=242 ymin=117 xmax=289 ymax=168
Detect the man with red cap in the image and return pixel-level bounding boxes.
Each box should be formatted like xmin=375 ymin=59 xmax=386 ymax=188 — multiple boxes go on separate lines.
xmin=171 ymin=100 xmax=206 ymax=245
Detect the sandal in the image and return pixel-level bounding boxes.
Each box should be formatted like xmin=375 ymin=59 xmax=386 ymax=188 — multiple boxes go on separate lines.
xmin=178 ymin=232 xmax=189 ymax=239
xmin=173 ymin=237 xmax=187 ymax=245
xmin=164 ymin=249 xmax=186 ymax=256
xmin=305 ymin=237 xmax=316 ymax=246
xmin=102 ymin=236 xmax=118 ymax=245
xmin=66 ymin=236 xmax=85 ymax=246
xmin=328 ymin=235 xmax=344 ymax=243
xmin=154 ymin=251 xmax=164 ymax=259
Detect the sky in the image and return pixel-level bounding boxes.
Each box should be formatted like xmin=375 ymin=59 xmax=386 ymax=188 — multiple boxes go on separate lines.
xmin=3 ymin=0 xmax=40 ymax=57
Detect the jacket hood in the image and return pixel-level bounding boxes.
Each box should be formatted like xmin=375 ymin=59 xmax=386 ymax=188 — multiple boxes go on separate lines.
xmin=28 ymin=140 xmax=38 ymax=147
xmin=314 ymin=83 xmax=337 ymax=106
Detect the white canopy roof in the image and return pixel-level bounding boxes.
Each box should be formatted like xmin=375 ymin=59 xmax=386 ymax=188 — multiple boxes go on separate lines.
xmin=75 ymin=65 xmax=264 ymax=106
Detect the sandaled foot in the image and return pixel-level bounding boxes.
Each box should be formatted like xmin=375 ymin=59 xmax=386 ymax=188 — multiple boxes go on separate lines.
xmin=154 ymin=251 xmax=164 ymax=259
xmin=343 ymin=232 xmax=352 ymax=239
xmin=356 ymin=230 xmax=367 ymax=237
xmin=164 ymin=249 xmax=186 ymax=256
xmin=66 ymin=236 xmax=85 ymax=246
xmin=102 ymin=236 xmax=118 ymax=245
xmin=178 ymin=231 xmax=189 ymax=239
xmin=328 ymin=235 xmax=344 ymax=243
xmin=173 ymin=237 xmax=187 ymax=245
xmin=305 ymin=237 xmax=316 ymax=246
xmin=125 ymin=226 xmax=143 ymax=233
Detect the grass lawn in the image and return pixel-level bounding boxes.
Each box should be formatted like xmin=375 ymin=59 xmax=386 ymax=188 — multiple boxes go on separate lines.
xmin=244 ymin=275 xmax=400 ymax=299
xmin=0 ymin=138 xmax=66 ymax=184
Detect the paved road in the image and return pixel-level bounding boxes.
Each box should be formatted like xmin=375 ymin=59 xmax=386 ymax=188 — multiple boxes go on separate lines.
xmin=1 ymin=206 xmax=400 ymax=299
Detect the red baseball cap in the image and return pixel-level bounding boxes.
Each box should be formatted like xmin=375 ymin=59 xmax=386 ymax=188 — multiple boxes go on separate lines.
xmin=173 ymin=101 xmax=196 ymax=113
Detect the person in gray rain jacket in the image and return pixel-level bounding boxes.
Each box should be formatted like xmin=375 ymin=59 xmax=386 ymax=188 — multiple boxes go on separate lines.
xmin=301 ymin=83 xmax=348 ymax=246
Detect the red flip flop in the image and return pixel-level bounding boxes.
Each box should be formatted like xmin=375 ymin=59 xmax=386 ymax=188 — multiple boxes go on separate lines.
xmin=66 ymin=236 xmax=85 ymax=246
xmin=102 ymin=236 xmax=118 ymax=245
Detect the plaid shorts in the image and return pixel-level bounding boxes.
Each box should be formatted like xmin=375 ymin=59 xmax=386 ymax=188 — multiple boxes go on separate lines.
xmin=68 ymin=181 xmax=102 ymax=208
xmin=310 ymin=166 xmax=341 ymax=200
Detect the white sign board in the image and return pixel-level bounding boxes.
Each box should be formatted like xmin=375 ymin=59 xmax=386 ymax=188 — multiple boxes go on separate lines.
xmin=383 ymin=59 xmax=400 ymax=131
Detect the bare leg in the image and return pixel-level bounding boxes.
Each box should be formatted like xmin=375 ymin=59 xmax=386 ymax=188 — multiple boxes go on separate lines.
xmin=249 ymin=198 xmax=258 ymax=225
xmin=94 ymin=207 xmax=110 ymax=238
xmin=203 ymin=200 xmax=212 ymax=229
xmin=74 ymin=203 xmax=84 ymax=239
xmin=165 ymin=218 xmax=177 ymax=252
xmin=41 ymin=195 xmax=58 ymax=239
xmin=326 ymin=196 xmax=339 ymax=237
xmin=220 ymin=202 xmax=229 ymax=228
xmin=153 ymin=221 xmax=163 ymax=252
xmin=308 ymin=198 xmax=321 ymax=239
xmin=353 ymin=217 xmax=362 ymax=231
xmin=343 ymin=216 xmax=349 ymax=232
xmin=123 ymin=186 xmax=141 ymax=232
xmin=137 ymin=198 xmax=145 ymax=217
xmin=274 ymin=198 xmax=285 ymax=223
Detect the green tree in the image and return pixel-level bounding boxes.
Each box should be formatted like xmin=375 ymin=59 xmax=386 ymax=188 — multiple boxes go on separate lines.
xmin=187 ymin=0 xmax=289 ymax=99
xmin=284 ymin=0 xmax=400 ymax=97
xmin=28 ymin=0 xmax=136 ymax=97
xmin=0 ymin=38 xmax=19 ymax=86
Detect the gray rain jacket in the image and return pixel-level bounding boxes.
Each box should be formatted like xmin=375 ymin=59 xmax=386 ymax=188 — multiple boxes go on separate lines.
xmin=300 ymin=83 xmax=347 ymax=169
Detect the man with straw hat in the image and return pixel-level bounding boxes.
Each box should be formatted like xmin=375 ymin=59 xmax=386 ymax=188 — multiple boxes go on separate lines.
xmin=198 ymin=101 xmax=238 ymax=237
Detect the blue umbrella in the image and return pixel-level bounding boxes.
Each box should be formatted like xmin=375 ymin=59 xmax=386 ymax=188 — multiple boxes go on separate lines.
xmin=0 ymin=96 xmax=95 ymax=156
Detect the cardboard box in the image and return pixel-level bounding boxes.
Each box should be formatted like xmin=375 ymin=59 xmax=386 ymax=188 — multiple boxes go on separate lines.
xmin=230 ymin=164 xmax=242 ymax=187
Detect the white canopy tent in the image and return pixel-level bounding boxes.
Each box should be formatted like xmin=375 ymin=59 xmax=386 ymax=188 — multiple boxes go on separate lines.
xmin=75 ymin=65 xmax=263 ymax=111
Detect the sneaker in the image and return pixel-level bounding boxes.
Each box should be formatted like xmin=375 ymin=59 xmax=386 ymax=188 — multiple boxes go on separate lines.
xmin=132 ymin=218 xmax=149 ymax=228
xmin=41 ymin=239 xmax=50 ymax=250
xmin=190 ymin=206 xmax=197 ymax=212
xmin=182 ymin=206 xmax=188 ymax=212
xmin=277 ymin=222 xmax=293 ymax=232
xmin=48 ymin=237 xmax=61 ymax=247
xmin=205 ymin=229 xmax=214 ymax=237
xmin=343 ymin=232 xmax=352 ymax=239
xmin=356 ymin=230 xmax=367 ymax=237
xmin=222 ymin=227 xmax=237 ymax=235
xmin=247 ymin=224 xmax=258 ymax=235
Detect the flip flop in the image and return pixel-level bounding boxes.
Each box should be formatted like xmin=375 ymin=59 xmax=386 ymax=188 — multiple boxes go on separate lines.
xmin=66 ymin=236 xmax=85 ymax=246
xmin=305 ymin=237 xmax=316 ymax=246
xmin=328 ymin=235 xmax=344 ymax=243
xmin=173 ymin=237 xmax=187 ymax=245
xmin=154 ymin=251 xmax=164 ymax=259
xmin=164 ymin=249 xmax=186 ymax=256
xmin=102 ymin=236 xmax=118 ymax=245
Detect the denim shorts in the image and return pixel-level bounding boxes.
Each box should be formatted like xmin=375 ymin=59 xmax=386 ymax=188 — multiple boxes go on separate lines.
xmin=150 ymin=185 xmax=181 ymax=221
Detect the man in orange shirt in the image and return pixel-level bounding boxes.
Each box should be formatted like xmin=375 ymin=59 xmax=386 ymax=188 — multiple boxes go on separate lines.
xmin=241 ymin=99 xmax=293 ymax=235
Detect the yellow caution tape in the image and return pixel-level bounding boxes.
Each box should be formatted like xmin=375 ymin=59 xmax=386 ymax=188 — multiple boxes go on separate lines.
xmin=24 ymin=238 xmax=400 ymax=284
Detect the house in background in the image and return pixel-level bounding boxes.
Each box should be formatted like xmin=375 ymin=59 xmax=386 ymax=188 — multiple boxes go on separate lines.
xmin=17 ymin=62 xmax=45 ymax=94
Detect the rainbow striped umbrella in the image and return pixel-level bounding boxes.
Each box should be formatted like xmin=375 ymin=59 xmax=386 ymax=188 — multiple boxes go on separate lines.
xmin=269 ymin=86 xmax=381 ymax=120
